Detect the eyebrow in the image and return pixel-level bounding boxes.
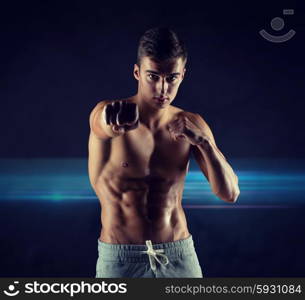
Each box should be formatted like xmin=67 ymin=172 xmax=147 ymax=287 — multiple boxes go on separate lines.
xmin=145 ymin=70 xmax=180 ymax=76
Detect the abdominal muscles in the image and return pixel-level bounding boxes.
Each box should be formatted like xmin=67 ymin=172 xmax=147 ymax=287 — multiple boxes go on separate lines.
xmin=95 ymin=167 xmax=189 ymax=244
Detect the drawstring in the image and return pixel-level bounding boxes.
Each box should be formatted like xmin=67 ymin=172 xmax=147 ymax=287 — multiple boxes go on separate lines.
xmin=140 ymin=240 xmax=169 ymax=271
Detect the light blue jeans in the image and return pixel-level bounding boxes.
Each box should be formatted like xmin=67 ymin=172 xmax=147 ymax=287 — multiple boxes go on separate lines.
xmin=95 ymin=234 xmax=203 ymax=278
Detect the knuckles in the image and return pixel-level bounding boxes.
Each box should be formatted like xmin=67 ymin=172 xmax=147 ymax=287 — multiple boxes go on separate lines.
xmin=104 ymin=100 xmax=139 ymax=127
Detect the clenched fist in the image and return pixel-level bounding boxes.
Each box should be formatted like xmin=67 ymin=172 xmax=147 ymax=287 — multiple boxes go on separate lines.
xmin=167 ymin=113 xmax=209 ymax=146
xmin=102 ymin=100 xmax=139 ymax=134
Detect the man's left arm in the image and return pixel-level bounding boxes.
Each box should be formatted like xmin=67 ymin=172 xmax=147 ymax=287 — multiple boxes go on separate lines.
xmin=168 ymin=112 xmax=240 ymax=203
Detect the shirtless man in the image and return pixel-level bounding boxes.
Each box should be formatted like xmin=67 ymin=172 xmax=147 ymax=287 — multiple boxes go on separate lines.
xmin=88 ymin=27 xmax=240 ymax=278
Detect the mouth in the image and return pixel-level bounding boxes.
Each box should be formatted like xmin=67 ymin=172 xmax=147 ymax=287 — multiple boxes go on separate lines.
xmin=154 ymin=97 xmax=169 ymax=104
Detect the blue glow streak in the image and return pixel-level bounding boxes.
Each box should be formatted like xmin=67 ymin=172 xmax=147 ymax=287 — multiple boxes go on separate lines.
xmin=0 ymin=159 xmax=304 ymax=207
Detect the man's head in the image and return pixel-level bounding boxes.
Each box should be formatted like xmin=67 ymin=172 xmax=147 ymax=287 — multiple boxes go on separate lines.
xmin=133 ymin=27 xmax=188 ymax=109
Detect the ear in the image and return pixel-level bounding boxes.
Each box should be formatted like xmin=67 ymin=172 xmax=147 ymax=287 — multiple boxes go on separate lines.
xmin=181 ymin=68 xmax=186 ymax=80
xmin=133 ymin=64 xmax=140 ymax=80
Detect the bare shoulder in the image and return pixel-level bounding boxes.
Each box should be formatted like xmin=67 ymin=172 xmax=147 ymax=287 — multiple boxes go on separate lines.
xmin=89 ymin=100 xmax=109 ymax=124
xmin=90 ymin=99 xmax=110 ymax=112
xmin=169 ymin=105 xmax=209 ymax=126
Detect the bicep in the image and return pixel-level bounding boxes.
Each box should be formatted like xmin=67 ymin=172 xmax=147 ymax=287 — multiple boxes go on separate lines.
xmin=89 ymin=101 xmax=110 ymax=139
xmin=88 ymin=131 xmax=111 ymax=187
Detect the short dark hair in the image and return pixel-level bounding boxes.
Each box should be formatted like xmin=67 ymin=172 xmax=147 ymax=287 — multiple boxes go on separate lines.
xmin=137 ymin=27 xmax=188 ymax=66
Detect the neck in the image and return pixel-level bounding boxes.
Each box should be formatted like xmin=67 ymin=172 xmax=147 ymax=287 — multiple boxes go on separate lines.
xmin=132 ymin=94 xmax=169 ymax=131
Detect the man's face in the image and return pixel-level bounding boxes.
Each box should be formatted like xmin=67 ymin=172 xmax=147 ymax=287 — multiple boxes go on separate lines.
xmin=133 ymin=56 xmax=186 ymax=109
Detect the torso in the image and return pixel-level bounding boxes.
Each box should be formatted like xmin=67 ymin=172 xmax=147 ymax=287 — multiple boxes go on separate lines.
xmin=88 ymin=100 xmax=193 ymax=244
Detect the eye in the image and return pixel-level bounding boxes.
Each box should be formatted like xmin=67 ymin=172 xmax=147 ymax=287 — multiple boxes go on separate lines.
xmin=167 ymin=76 xmax=178 ymax=82
xmin=148 ymin=74 xmax=159 ymax=81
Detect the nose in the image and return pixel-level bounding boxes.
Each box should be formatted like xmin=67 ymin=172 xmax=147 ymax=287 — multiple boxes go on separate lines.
xmin=156 ymin=77 xmax=168 ymax=96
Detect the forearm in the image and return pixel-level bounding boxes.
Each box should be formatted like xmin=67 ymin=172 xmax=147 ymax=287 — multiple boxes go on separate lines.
xmin=197 ymin=139 xmax=240 ymax=202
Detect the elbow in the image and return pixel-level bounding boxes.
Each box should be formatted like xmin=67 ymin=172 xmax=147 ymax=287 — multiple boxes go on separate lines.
xmin=216 ymin=186 xmax=240 ymax=203
xmin=228 ymin=188 xmax=240 ymax=203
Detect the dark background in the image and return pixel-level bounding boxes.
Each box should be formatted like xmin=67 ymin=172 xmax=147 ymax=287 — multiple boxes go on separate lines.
xmin=1 ymin=0 xmax=304 ymax=159
xmin=1 ymin=0 xmax=305 ymax=278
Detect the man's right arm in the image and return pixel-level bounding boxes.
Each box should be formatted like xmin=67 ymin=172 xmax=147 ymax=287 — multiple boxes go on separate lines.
xmin=89 ymin=100 xmax=118 ymax=140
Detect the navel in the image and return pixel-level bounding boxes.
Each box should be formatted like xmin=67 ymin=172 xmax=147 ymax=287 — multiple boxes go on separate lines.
xmin=121 ymin=162 xmax=129 ymax=168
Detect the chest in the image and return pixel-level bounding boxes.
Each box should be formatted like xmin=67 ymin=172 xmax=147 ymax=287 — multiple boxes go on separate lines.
xmin=110 ymin=124 xmax=191 ymax=176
